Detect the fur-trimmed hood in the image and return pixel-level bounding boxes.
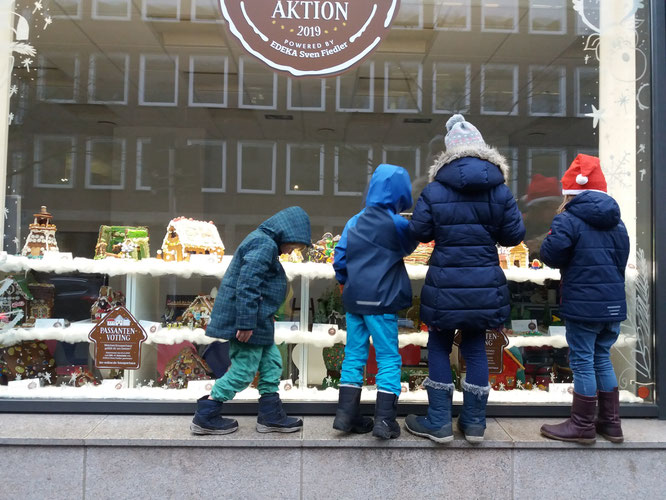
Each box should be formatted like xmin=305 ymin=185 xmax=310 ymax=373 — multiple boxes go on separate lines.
xmin=428 ymin=146 xmax=510 ymax=183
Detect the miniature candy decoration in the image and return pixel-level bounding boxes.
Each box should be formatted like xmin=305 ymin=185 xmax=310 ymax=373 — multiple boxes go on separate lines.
xmin=90 ymin=286 xmax=126 ymax=322
xmin=95 ymin=226 xmax=150 ymax=260
xmin=0 ymin=341 xmax=56 ymax=383
xmin=160 ymin=347 xmax=212 ymax=389
xmin=308 ymin=232 xmax=341 ymax=263
xmin=498 ymin=241 xmax=530 ymax=268
xmin=404 ymin=241 xmax=434 ymax=266
xmin=156 ymin=217 xmax=224 ymax=263
xmin=21 ymin=206 xmax=59 ymax=258
xmin=279 ymin=248 xmax=304 ymax=263
xmin=180 ymin=295 xmax=215 ymax=330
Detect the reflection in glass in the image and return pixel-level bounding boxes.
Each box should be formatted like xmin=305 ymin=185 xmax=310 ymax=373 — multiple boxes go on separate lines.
xmin=287 ymin=79 xmax=326 ymax=111
xmin=528 ymin=148 xmax=566 ymax=180
xmin=334 ymin=145 xmax=372 ymax=196
xmin=382 ymin=146 xmax=421 ymax=182
xmin=286 ymin=144 xmax=324 ymax=195
xmin=336 ymin=62 xmax=374 ymax=112
xmin=51 ymin=0 xmax=82 ymax=18
xmin=529 ymin=65 xmax=566 ymax=116
xmin=434 ymin=0 xmax=471 ymax=31
xmin=529 ymin=0 xmax=566 ymax=34
xmin=189 ymin=55 xmax=228 ymax=108
xmin=37 ymin=54 xmax=79 ymax=103
xmin=88 ymin=53 xmax=129 ymax=105
xmin=239 ymin=57 xmax=277 ymax=109
xmin=384 ymin=61 xmax=423 ymax=113
xmin=575 ymin=67 xmax=599 ymax=116
xmin=92 ymin=0 xmax=131 ymax=20
xmin=482 ymin=0 xmax=518 ymax=32
xmin=481 ymin=64 xmax=518 ymax=115
xmin=433 ymin=62 xmax=470 ymax=114
xmin=33 ymin=136 xmax=76 ymax=188
xmin=136 ymin=138 xmax=153 ymax=191
xmin=191 ymin=0 xmax=222 ymax=22
xmin=393 ymin=0 xmax=423 ymax=29
xmin=142 ymin=0 xmax=180 ymax=21
xmin=188 ymin=140 xmax=226 ymax=193
xmin=139 ymin=54 xmax=179 ymax=106
xmin=85 ymin=138 xmax=126 ymax=189
xmin=237 ymin=141 xmax=276 ymax=193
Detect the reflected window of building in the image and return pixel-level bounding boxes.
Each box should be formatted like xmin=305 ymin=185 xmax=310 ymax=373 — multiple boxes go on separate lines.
xmin=287 ymin=79 xmax=326 ymax=111
xmin=529 ymin=65 xmax=565 ymax=116
xmin=33 ymin=135 xmax=76 ymax=189
xmin=136 ymin=138 xmax=154 ymax=191
xmin=88 ymin=53 xmax=129 ymax=105
xmin=434 ymin=0 xmax=471 ymax=31
xmin=575 ymin=66 xmax=599 ymax=117
xmin=139 ymin=54 xmax=179 ymax=106
xmin=498 ymin=147 xmax=519 ymax=194
xmin=37 ymin=53 xmax=80 ymax=103
xmin=433 ymin=62 xmax=470 ymax=114
xmin=334 ymin=145 xmax=372 ymax=196
xmin=85 ymin=138 xmax=126 ymax=190
xmin=481 ymin=64 xmax=518 ymax=115
xmin=529 ymin=0 xmax=566 ymax=34
xmin=189 ymin=55 xmax=228 ymax=108
xmin=238 ymin=57 xmax=278 ymax=109
xmin=382 ymin=145 xmax=421 ymax=181
xmin=336 ymin=62 xmax=374 ymax=112
xmin=528 ymin=148 xmax=566 ymax=180
xmin=384 ymin=61 xmax=423 ymax=113
xmin=393 ymin=0 xmax=423 ymax=29
xmin=51 ymin=0 xmax=82 ymax=19
xmin=142 ymin=0 xmax=180 ymax=22
xmin=191 ymin=0 xmax=222 ymax=23
xmin=237 ymin=141 xmax=276 ymax=194
xmin=187 ymin=140 xmax=227 ymax=193
xmin=92 ymin=0 xmax=131 ymax=20
xmin=482 ymin=0 xmax=519 ymax=33
xmin=286 ymin=144 xmax=325 ymax=195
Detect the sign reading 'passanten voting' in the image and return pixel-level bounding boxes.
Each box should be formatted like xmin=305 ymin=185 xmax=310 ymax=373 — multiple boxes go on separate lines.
xmin=88 ymin=306 xmax=147 ymax=369
xmin=219 ymin=0 xmax=401 ymax=77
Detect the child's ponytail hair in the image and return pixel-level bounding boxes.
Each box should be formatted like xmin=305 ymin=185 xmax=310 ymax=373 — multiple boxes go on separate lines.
xmin=556 ymin=194 xmax=576 ymax=214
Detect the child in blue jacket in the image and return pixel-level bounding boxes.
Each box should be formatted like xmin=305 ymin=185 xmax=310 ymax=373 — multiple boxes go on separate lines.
xmin=332 ymin=164 xmax=418 ymax=439
xmin=540 ymin=154 xmax=629 ymax=444
xmin=191 ymin=206 xmax=311 ymax=435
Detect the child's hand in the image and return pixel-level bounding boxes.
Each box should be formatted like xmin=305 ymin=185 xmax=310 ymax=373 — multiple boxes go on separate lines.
xmin=236 ymin=330 xmax=253 ymax=342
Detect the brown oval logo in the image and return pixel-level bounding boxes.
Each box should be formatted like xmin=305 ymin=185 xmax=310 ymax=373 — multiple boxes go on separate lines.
xmin=220 ymin=0 xmax=400 ymax=77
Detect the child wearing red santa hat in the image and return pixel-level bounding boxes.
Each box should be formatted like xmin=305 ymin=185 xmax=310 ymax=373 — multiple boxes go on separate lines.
xmin=539 ymin=154 xmax=629 ymax=444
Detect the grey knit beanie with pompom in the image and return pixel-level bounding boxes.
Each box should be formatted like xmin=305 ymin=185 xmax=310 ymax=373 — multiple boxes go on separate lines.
xmin=444 ymin=114 xmax=486 ymax=151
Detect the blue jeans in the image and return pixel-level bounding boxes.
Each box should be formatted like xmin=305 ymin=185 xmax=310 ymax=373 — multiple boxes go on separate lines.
xmin=340 ymin=313 xmax=402 ymax=396
xmin=427 ymin=328 xmax=488 ymax=387
xmin=566 ymin=320 xmax=621 ymax=396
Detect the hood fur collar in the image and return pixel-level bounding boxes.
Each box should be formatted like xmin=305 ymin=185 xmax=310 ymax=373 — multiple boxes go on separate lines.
xmin=428 ymin=146 xmax=510 ymax=183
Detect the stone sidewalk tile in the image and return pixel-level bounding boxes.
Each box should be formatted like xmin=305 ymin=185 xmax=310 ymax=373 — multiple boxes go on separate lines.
xmin=0 ymin=413 xmax=106 ymax=445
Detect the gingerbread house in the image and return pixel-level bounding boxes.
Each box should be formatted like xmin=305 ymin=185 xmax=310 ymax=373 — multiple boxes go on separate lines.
xmin=27 ymin=283 xmax=55 ymax=322
xmin=90 ymin=286 xmax=125 ymax=321
xmin=0 ymin=277 xmax=32 ymax=327
xmin=489 ymin=347 xmax=526 ymax=390
xmin=156 ymin=217 xmax=224 ymax=263
xmin=94 ymin=226 xmax=150 ymax=260
xmin=181 ymin=295 xmax=215 ymax=329
xmin=508 ymin=242 xmax=530 ymax=268
xmin=21 ymin=206 xmax=59 ymax=258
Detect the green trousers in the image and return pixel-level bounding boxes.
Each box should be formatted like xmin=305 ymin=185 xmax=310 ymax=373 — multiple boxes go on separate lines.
xmin=211 ymin=340 xmax=283 ymax=402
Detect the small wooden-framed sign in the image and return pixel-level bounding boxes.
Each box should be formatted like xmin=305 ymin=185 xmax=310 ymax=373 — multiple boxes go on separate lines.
xmin=219 ymin=0 xmax=401 ymax=77
xmin=455 ymin=328 xmax=510 ymax=374
xmin=88 ymin=306 xmax=147 ymax=369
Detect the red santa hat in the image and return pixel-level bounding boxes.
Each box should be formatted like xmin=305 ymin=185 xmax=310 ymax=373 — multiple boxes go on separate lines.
xmin=525 ymin=174 xmax=561 ymax=207
xmin=561 ymin=154 xmax=607 ymax=195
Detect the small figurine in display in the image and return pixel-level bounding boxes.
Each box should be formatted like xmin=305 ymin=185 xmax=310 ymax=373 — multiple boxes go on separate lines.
xmin=95 ymin=226 xmax=150 ymax=260
xmin=21 ymin=206 xmax=59 ymax=258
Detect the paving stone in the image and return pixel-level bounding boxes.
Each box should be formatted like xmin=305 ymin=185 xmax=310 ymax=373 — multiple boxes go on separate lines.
xmin=0 ymin=413 xmax=105 ymax=445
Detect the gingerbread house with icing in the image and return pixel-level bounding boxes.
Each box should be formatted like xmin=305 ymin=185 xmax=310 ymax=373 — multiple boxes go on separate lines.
xmin=156 ymin=217 xmax=224 ymax=262
xmin=21 ymin=206 xmax=59 ymax=258
xmin=507 ymin=241 xmax=529 ymax=268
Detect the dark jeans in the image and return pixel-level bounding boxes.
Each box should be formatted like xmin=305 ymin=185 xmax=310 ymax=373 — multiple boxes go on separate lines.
xmin=427 ymin=328 xmax=489 ymax=387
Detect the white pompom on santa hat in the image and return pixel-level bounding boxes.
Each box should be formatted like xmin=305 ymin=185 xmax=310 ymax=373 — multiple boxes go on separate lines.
xmin=561 ymin=154 xmax=608 ymax=195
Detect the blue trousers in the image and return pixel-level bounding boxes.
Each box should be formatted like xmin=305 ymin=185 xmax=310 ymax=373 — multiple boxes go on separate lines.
xmin=566 ymin=320 xmax=620 ymax=396
xmin=340 ymin=313 xmax=402 ymax=396
xmin=427 ymin=328 xmax=489 ymax=387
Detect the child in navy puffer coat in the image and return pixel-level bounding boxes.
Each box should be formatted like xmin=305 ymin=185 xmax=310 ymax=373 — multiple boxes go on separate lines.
xmin=540 ymin=154 xmax=629 ymax=444
xmin=406 ymin=115 xmax=525 ymax=444
xmin=332 ymin=164 xmax=418 ymax=440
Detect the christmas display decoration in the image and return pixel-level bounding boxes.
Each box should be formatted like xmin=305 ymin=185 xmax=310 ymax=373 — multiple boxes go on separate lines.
xmin=404 ymin=241 xmax=434 ymax=266
xmin=156 ymin=217 xmax=224 ymax=263
xmin=21 ymin=206 xmax=58 ymax=258
xmin=308 ymin=232 xmax=340 ymax=263
xmin=94 ymin=226 xmax=150 ymax=260
xmin=0 ymin=341 xmax=56 ymax=383
xmin=160 ymin=346 xmax=211 ymax=388
xmin=0 ymin=276 xmax=32 ymax=328
xmin=90 ymin=286 xmax=126 ymax=321
xmin=508 ymin=242 xmax=530 ymax=268
xmin=180 ymin=295 xmax=215 ymax=330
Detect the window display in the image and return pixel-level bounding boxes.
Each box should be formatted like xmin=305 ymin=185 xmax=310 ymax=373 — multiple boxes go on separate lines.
xmin=0 ymin=0 xmax=658 ymax=413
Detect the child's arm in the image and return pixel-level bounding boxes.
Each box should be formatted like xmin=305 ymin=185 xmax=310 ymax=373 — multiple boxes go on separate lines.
xmin=391 ymin=213 xmax=419 ymax=256
xmin=409 ymin=188 xmax=434 ymax=243
xmin=540 ymin=214 xmax=574 ymax=269
xmin=333 ymin=218 xmax=355 ymax=285
xmin=235 ymin=244 xmax=273 ymax=332
xmin=497 ymin=188 xmax=526 ymax=247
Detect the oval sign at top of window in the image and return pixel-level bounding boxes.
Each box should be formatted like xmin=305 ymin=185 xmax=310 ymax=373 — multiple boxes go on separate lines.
xmin=220 ymin=0 xmax=400 ymax=77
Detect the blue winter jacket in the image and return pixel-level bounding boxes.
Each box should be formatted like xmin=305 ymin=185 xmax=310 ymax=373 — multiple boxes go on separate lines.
xmin=409 ymin=148 xmax=525 ymax=330
xmin=206 ymin=206 xmax=311 ymax=345
xmin=334 ymin=164 xmax=418 ymax=315
xmin=540 ymin=191 xmax=629 ymax=322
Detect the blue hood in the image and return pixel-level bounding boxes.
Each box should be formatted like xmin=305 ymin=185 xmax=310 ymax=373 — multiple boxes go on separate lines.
xmin=365 ymin=164 xmax=413 ymax=213
xmin=565 ymin=191 xmax=621 ymax=229
xmin=435 ymin=156 xmax=505 ymax=192
xmin=258 ymin=206 xmax=311 ymax=246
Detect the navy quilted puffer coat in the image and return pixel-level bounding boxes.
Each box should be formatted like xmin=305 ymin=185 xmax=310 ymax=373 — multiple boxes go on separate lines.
xmin=540 ymin=191 xmax=629 ymax=322
xmin=409 ymin=147 xmax=525 ymax=330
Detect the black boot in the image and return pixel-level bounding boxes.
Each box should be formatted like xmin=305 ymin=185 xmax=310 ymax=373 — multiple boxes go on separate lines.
xmin=333 ymin=385 xmax=373 ymax=434
xmin=256 ymin=393 xmax=303 ymax=433
xmin=372 ymin=391 xmax=400 ymax=439
xmin=190 ymin=395 xmax=239 ymax=435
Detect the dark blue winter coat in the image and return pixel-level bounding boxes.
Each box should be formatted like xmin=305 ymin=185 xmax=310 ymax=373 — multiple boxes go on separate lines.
xmin=334 ymin=164 xmax=418 ymax=315
xmin=409 ymin=148 xmax=525 ymax=330
xmin=206 ymin=207 xmax=311 ymax=345
xmin=540 ymin=191 xmax=629 ymax=322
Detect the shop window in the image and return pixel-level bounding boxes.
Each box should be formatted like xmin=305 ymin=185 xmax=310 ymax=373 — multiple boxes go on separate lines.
xmin=85 ymin=138 xmax=126 ymax=190
xmin=336 ymin=62 xmax=374 ymax=112
xmin=92 ymin=0 xmax=131 ymax=20
xmin=529 ymin=0 xmax=566 ymax=34
xmin=238 ymin=57 xmax=277 ymax=110
xmin=51 ymin=0 xmax=82 ymax=19
xmin=384 ymin=61 xmax=423 ymax=113
xmin=482 ymin=0 xmax=518 ymax=33
xmin=334 ymin=145 xmax=372 ymax=196
xmin=142 ymin=0 xmax=180 ymax=22
xmin=190 ymin=0 xmax=223 ymax=23
xmin=393 ymin=0 xmax=423 ymax=29
xmin=188 ymin=55 xmax=228 ymax=108
xmin=575 ymin=66 xmax=599 ymax=117
xmin=528 ymin=148 xmax=566 ymax=180
xmin=432 ymin=62 xmax=470 ymax=114
xmin=33 ymin=135 xmax=76 ymax=189
xmin=37 ymin=53 xmax=80 ymax=103
xmin=88 ymin=53 xmax=129 ymax=105
xmin=382 ymin=145 xmax=421 ymax=181
xmin=135 ymin=138 xmax=153 ymax=191
xmin=434 ymin=0 xmax=471 ymax=31
xmin=287 ymin=79 xmax=326 ymax=111
xmin=139 ymin=54 xmax=179 ymax=106
xmin=187 ymin=140 xmax=227 ymax=193
xmin=237 ymin=141 xmax=276 ymax=194
xmin=481 ymin=64 xmax=518 ymax=115
xmin=528 ymin=65 xmax=566 ymax=117
xmin=286 ymin=144 xmax=325 ymax=195
xmin=498 ymin=147 xmax=519 ymax=195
